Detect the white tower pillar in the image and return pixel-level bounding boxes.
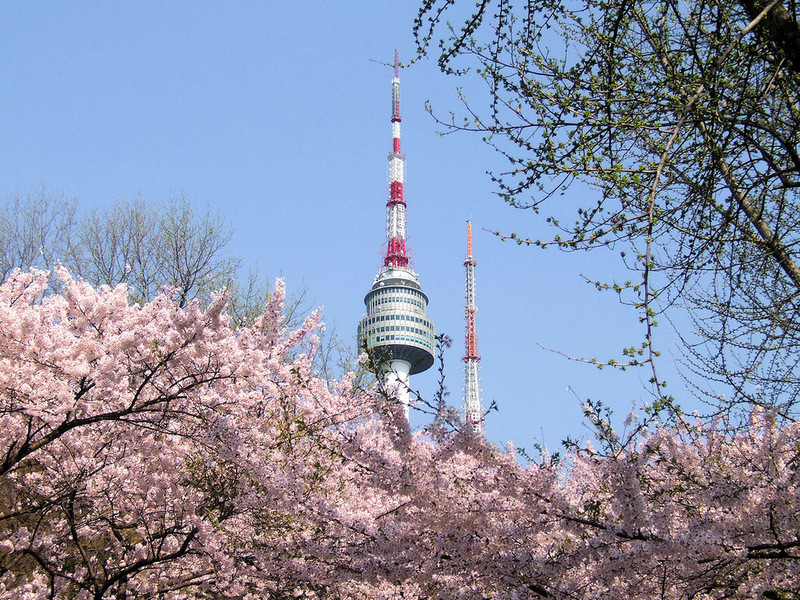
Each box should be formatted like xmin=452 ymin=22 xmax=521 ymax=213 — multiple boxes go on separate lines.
xmin=385 ymin=359 xmax=412 ymax=421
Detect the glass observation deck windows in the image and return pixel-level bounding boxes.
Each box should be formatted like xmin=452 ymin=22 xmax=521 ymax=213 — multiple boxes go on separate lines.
xmin=357 ymin=269 xmax=436 ymax=374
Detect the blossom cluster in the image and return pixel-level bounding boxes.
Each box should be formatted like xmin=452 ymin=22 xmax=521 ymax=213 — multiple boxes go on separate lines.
xmin=0 ymin=269 xmax=797 ymax=599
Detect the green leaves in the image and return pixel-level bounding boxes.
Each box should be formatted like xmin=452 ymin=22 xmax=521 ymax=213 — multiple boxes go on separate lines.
xmin=416 ymin=0 xmax=800 ymax=415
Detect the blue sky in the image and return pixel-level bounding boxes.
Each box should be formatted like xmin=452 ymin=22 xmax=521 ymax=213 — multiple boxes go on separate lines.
xmin=1 ymin=3 xmax=690 ymax=452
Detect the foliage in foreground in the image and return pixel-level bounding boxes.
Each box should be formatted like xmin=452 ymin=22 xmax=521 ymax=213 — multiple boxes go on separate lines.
xmin=0 ymin=270 xmax=798 ymax=599
xmin=0 ymin=191 xmax=351 ymax=379
xmin=414 ymin=0 xmax=800 ymax=417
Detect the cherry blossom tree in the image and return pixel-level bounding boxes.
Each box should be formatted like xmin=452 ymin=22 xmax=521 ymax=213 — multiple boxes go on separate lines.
xmin=0 ymin=267 xmax=377 ymax=598
xmin=291 ymin=405 xmax=795 ymax=600
xmin=1 ymin=267 xmax=798 ymax=599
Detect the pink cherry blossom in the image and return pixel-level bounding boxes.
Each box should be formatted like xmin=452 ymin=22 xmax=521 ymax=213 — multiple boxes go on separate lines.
xmin=1 ymin=268 xmax=798 ymax=599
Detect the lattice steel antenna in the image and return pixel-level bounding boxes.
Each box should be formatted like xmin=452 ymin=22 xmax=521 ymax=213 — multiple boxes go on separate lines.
xmin=463 ymin=221 xmax=483 ymax=433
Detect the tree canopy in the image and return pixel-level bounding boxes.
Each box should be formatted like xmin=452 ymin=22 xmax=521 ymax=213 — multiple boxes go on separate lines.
xmin=1 ymin=269 xmax=799 ymax=598
xmin=0 ymin=192 xmax=242 ymax=307
xmin=414 ymin=0 xmax=800 ymax=419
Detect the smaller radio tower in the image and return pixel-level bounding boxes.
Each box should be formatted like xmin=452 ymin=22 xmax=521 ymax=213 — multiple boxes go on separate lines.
xmin=463 ymin=221 xmax=483 ymax=433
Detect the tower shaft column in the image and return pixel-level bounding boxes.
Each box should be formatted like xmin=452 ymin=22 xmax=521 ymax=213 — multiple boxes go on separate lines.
xmin=385 ymin=359 xmax=412 ymax=421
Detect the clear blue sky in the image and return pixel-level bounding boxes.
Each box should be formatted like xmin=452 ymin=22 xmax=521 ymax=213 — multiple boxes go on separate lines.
xmin=0 ymin=3 xmax=691 ymax=453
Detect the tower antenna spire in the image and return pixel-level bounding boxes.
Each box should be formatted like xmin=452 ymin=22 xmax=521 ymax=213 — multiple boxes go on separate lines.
xmin=385 ymin=48 xmax=408 ymax=268
xmin=463 ymin=221 xmax=483 ymax=433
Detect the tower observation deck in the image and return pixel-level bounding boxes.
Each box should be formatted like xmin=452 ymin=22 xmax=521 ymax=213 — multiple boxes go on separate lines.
xmin=357 ymin=52 xmax=435 ymax=419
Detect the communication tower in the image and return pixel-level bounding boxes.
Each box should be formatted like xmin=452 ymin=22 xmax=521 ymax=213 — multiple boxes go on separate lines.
xmin=357 ymin=52 xmax=436 ymax=421
xmin=463 ymin=221 xmax=483 ymax=433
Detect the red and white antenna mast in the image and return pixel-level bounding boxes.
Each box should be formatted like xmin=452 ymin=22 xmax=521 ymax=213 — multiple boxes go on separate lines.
xmin=463 ymin=221 xmax=483 ymax=433
xmin=384 ymin=49 xmax=409 ymax=268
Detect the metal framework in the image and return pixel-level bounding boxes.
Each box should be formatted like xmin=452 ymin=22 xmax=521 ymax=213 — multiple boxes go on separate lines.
xmin=384 ymin=49 xmax=408 ymax=268
xmin=463 ymin=221 xmax=483 ymax=433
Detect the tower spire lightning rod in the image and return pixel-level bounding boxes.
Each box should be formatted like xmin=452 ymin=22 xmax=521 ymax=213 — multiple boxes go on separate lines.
xmin=358 ymin=50 xmax=436 ymax=422
xmin=385 ymin=48 xmax=408 ymax=268
xmin=463 ymin=221 xmax=483 ymax=433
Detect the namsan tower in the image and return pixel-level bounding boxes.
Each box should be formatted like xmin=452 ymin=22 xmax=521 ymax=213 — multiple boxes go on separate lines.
xmin=357 ymin=52 xmax=436 ymax=420
xmin=463 ymin=221 xmax=483 ymax=433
